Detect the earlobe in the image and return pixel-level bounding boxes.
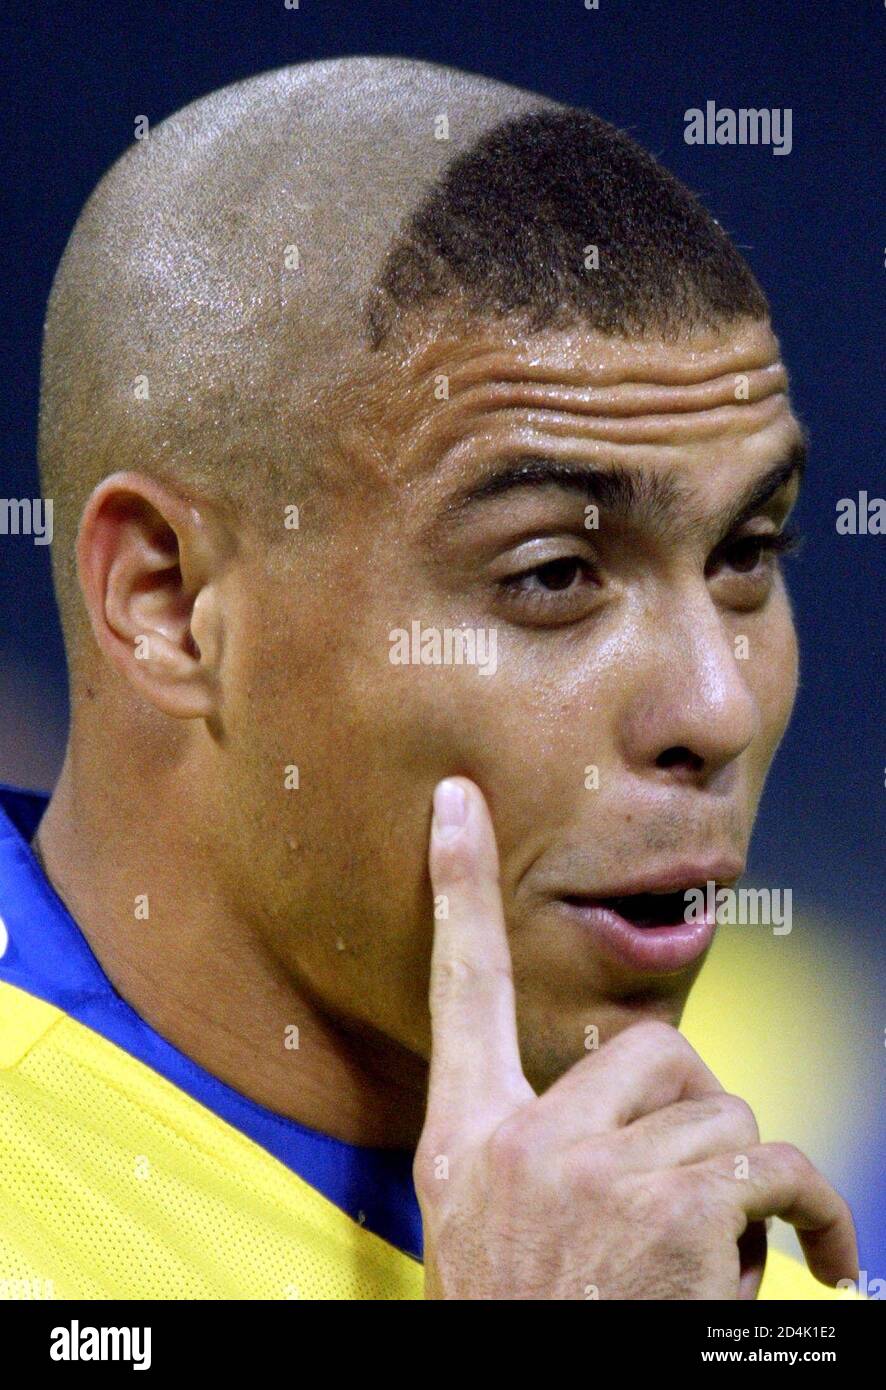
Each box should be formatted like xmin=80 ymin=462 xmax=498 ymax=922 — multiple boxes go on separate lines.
xmin=76 ymin=471 xmax=224 ymax=721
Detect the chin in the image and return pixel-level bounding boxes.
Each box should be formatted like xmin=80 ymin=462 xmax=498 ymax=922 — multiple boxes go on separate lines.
xmin=519 ymin=993 xmax=688 ymax=1094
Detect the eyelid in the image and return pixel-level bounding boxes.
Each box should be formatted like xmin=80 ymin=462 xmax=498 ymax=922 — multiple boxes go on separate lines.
xmin=489 ymin=533 xmax=599 ymax=580
xmin=712 ymin=523 xmax=801 ymax=558
xmin=704 ymin=527 xmax=801 ymax=586
xmin=718 ymin=487 xmax=799 ymax=536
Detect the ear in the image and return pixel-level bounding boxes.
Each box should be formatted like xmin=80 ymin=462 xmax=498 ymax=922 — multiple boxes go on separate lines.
xmin=76 ymin=471 xmax=232 ymax=720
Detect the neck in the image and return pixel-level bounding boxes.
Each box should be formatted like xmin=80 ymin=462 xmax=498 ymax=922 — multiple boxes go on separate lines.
xmin=34 ymin=749 xmax=427 ymax=1151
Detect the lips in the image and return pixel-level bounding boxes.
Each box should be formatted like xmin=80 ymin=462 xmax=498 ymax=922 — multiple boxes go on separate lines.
xmin=555 ymin=865 xmax=741 ymax=974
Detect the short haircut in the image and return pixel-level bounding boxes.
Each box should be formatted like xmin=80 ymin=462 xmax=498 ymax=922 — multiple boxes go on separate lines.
xmin=366 ymin=107 xmax=768 ymax=349
xmin=37 ymin=59 xmax=770 ymax=659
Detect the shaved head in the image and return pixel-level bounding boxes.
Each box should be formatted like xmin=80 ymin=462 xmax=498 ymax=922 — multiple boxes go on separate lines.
xmin=38 ymin=55 xmax=767 ymax=653
xmin=35 ymin=55 xmax=803 ymax=1137
xmin=38 ymin=58 xmax=556 ymax=642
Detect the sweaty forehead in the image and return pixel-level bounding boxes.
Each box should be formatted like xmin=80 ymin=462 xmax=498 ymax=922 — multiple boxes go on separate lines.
xmin=345 ymin=313 xmax=800 ymax=500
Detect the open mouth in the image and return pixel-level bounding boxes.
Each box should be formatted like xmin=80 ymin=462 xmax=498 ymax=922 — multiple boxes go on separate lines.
xmin=564 ymin=888 xmax=702 ymax=929
xmin=557 ymin=884 xmax=718 ymax=973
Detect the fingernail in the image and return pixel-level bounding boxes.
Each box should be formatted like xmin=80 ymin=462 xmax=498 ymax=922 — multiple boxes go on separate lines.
xmin=433 ymin=779 xmax=467 ymax=840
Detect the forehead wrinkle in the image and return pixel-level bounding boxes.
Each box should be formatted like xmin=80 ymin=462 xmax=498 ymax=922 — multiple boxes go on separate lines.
xmin=388 ymin=310 xmax=784 ymax=385
xmin=427 ymin=349 xmax=789 ymax=433
xmin=379 ymin=368 xmax=793 ymax=489
xmin=448 ymin=391 xmax=790 ymax=442
xmin=394 ymin=393 xmax=794 ymax=495
xmin=369 ymin=315 xmax=787 ymax=435
xmin=356 ymin=322 xmax=795 ymax=500
xmin=436 ymin=360 xmax=789 ymax=414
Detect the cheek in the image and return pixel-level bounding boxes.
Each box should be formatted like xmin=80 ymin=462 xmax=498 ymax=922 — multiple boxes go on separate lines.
xmin=379 ymin=659 xmax=610 ymax=906
xmin=747 ymin=592 xmax=799 ymax=757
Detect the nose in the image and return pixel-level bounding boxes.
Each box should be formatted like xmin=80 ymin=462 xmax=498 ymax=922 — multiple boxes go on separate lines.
xmin=619 ymin=599 xmax=759 ymax=786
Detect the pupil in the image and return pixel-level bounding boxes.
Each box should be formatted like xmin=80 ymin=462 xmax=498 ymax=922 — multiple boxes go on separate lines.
xmin=539 ymin=558 xmax=579 ymax=591
xmin=733 ymin=541 xmax=762 ymax=573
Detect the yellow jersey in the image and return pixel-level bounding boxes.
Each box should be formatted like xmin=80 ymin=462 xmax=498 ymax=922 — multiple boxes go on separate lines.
xmin=0 ymin=786 xmax=853 ymax=1301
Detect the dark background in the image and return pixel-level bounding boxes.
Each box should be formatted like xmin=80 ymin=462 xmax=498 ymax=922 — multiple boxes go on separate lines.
xmin=1 ymin=0 xmax=883 ymax=1279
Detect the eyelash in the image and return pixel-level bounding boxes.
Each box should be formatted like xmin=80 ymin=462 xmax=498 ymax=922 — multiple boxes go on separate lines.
xmin=498 ymin=555 xmax=599 ymax=607
xmin=709 ymin=527 xmax=801 ymax=575
xmin=498 ymin=527 xmax=801 ymax=612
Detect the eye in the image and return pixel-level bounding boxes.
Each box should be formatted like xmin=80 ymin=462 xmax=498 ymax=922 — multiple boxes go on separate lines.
xmin=715 ymin=529 xmax=800 ymax=575
xmin=520 ymin=557 xmax=588 ymax=591
xmin=725 ymin=536 xmax=775 ymax=573
xmin=707 ymin=527 xmax=800 ymax=606
xmin=497 ymin=553 xmax=602 ymax=626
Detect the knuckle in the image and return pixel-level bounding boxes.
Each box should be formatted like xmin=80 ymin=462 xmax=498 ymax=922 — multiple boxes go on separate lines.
xmin=624 ymin=1018 xmax=684 ymax=1056
xmin=412 ymin=1158 xmax=434 ymax=1207
xmin=720 ymin=1092 xmax=760 ymax=1143
xmin=412 ymin=1136 xmax=452 ymax=1205
xmin=825 ymin=1185 xmax=852 ymax=1224
xmin=686 ymin=1162 xmax=738 ymax=1213
xmin=486 ymin=1114 xmax=534 ymax=1178
xmin=634 ymin=1172 xmax=707 ymax=1243
xmin=561 ymin=1139 xmax=619 ymax=1195
xmin=765 ymin=1140 xmax=812 ymax=1179
xmin=623 ymin=1020 xmax=702 ymax=1086
xmin=429 ymin=954 xmax=511 ymax=1011
xmin=664 ymin=1170 xmax=709 ymax=1227
xmin=432 ymin=954 xmax=480 ymax=992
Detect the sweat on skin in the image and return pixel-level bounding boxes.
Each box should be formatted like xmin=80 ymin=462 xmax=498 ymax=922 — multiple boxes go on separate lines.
xmin=34 ymin=57 xmax=803 ymax=1146
xmin=17 ymin=52 xmax=861 ymax=1303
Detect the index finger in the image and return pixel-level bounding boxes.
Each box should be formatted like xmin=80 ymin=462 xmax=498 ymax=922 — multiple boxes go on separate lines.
xmin=425 ymin=778 xmax=531 ymax=1135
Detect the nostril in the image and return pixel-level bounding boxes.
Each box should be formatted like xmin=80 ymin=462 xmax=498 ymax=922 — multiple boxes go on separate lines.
xmin=656 ymin=745 xmax=704 ymax=773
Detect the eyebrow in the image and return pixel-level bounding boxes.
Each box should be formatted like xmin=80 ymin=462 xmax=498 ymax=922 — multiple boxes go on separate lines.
xmin=717 ymin=443 xmax=806 ymax=535
xmin=446 ymin=440 xmax=807 ymax=539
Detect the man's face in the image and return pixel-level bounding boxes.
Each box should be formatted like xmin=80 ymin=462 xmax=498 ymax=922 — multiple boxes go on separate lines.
xmin=224 ymin=314 xmax=801 ymax=1094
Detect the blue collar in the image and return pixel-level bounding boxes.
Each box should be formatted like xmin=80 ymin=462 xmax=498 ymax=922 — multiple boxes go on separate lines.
xmin=0 ymin=785 xmax=423 ymax=1261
